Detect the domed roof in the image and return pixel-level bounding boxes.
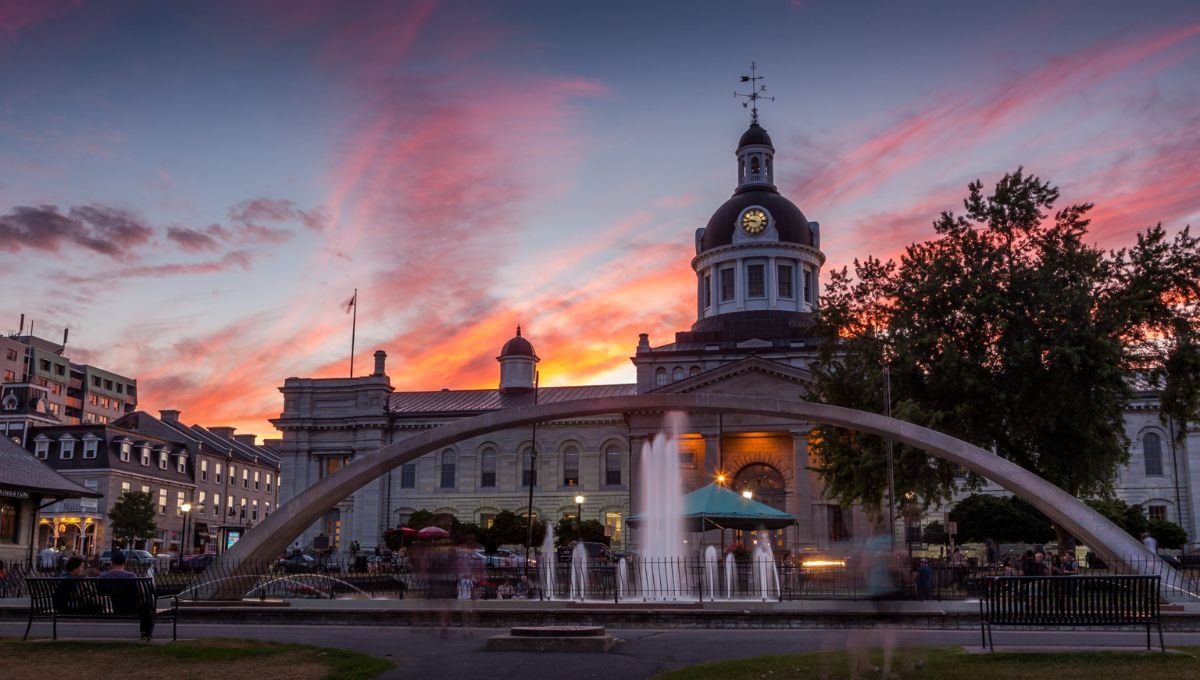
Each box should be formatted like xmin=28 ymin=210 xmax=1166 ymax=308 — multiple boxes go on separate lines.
xmin=700 ymin=189 xmax=812 ymax=251
xmin=499 ymin=325 xmax=536 ymax=358
xmin=738 ymin=122 xmax=774 ymax=149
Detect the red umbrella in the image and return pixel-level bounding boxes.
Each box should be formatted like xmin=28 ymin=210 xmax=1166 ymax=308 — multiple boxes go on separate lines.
xmin=417 ymin=526 xmax=450 ymax=539
xmin=398 ymin=527 xmax=419 ymax=537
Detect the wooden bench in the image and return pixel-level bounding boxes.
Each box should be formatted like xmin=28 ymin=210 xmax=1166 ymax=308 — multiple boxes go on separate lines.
xmin=979 ymin=575 xmax=1163 ymax=651
xmin=23 ymin=576 xmax=178 ymax=641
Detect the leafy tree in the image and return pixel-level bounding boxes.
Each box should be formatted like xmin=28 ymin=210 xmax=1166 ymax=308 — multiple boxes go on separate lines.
xmin=949 ymin=493 xmax=1054 ymax=543
xmin=922 ymin=520 xmax=948 ymax=545
xmin=553 ymin=519 xmax=610 ymax=548
xmin=1084 ymin=498 xmax=1148 ymax=538
xmin=810 ymin=169 xmax=1200 ymax=550
xmin=1148 ymin=519 xmax=1188 ymax=550
xmin=403 ymin=509 xmax=437 ymax=530
xmin=108 ymin=491 xmax=157 ymax=549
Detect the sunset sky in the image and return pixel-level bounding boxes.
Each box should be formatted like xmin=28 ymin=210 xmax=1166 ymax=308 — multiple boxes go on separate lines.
xmin=2 ymin=0 xmax=1199 ymax=439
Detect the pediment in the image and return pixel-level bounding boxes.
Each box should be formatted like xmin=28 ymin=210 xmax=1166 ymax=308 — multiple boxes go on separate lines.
xmin=652 ymin=356 xmax=815 ymax=398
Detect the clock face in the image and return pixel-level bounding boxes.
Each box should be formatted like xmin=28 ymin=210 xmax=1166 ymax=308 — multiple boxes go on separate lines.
xmin=741 ymin=208 xmax=768 ymax=234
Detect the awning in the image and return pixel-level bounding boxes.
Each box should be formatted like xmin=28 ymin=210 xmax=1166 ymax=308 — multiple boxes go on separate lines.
xmin=628 ymin=483 xmax=796 ymax=531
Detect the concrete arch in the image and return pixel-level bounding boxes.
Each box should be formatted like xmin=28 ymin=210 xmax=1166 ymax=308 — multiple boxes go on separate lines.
xmin=216 ymin=394 xmax=1180 ymax=589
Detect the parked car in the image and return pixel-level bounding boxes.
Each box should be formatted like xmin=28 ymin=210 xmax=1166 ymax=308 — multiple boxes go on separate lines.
xmin=473 ymin=548 xmax=530 ymax=568
xmin=273 ymin=553 xmax=330 ymax=574
xmin=99 ymin=549 xmax=155 ymax=568
xmin=557 ymin=541 xmax=613 ymax=564
xmin=179 ymin=552 xmax=219 ymax=573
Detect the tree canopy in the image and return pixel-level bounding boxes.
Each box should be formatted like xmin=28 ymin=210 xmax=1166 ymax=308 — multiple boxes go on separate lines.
xmin=810 ymin=169 xmax=1200 ymax=527
xmin=948 ymin=493 xmax=1054 ymax=543
xmin=107 ymin=491 xmax=157 ymax=548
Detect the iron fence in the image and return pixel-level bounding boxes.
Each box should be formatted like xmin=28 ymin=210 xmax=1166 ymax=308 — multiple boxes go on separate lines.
xmin=2 ymin=553 xmax=1196 ymax=603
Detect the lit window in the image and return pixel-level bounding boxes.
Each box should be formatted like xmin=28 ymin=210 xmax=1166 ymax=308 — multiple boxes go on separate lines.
xmin=176 ymin=491 xmax=185 ymax=516
xmin=215 ymin=463 xmax=223 ymax=483
xmin=266 ymin=473 xmax=272 ymax=491
xmin=158 ymin=449 xmax=168 ymax=470
xmin=177 ymin=453 xmax=186 ymax=474
xmin=562 ymin=446 xmax=579 ymax=487
xmin=140 ymin=446 xmax=151 ymax=466
xmin=200 ymin=460 xmax=208 ymax=481
xmin=158 ymin=489 xmax=167 ymax=514
xmin=254 ymin=470 xmax=260 ymax=490
xmin=212 ymin=493 xmax=221 ymax=516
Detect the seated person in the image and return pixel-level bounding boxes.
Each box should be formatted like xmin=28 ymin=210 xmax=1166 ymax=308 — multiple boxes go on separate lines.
xmin=99 ymin=551 xmax=154 ymax=639
xmin=53 ymin=556 xmax=96 ymax=614
xmin=514 ymin=575 xmax=530 ymax=599
xmin=497 ymin=580 xmax=515 ymax=600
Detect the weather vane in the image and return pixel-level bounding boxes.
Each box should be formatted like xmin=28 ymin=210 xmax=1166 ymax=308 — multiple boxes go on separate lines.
xmin=734 ymin=61 xmax=774 ymax=124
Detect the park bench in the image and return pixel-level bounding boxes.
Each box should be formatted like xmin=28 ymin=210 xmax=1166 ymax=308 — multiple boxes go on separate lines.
xmin=979 ymin=575 xmax=1162 ymax=652
xmin=23 ymin=576 xmax=178 ymax=641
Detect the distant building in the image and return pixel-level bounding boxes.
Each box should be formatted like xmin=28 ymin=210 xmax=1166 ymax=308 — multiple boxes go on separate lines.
xmin=1 ymin=332 xmax=138 ymax=445
xmin=0 ymin=436 xmax=97 ymax=566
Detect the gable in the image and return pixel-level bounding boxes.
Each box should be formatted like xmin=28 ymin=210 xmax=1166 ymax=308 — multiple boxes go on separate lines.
xmin=654 ymin=357 xmax=815 ymax=398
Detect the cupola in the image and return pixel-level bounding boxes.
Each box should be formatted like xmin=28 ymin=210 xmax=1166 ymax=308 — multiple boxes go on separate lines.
xmin=498 ymin=325 xmax=538 ymax=393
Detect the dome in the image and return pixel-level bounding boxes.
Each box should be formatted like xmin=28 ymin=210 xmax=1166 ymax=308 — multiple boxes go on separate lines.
xmin=700 ymin=189 xmax=812 ymax=251
xmin=499 ymin=325 xmax=536 ymax=358
xmin=738 ymin=122 xmax=774 ymax=149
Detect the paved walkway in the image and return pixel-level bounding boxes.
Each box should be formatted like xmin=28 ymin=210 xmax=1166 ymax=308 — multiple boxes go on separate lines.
xmin=4 ymin=620 xmax=1199 ymax=679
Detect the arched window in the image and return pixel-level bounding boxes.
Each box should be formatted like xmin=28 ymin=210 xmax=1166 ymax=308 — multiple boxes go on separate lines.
xmin=439 ymin=450 xmax=456 ymax=489
xmin=562 ymin=445 xmax=580 ymax=487
xmin=689 ymin=366 xmax=701 ymax=377
xmin=521 ymin=446 xmax=537 ymax=487
xmin=479 ymin=447 xmax=497 ymax=488
xmin=605 ymin=444 xmax=623 ymax=486
xmin=655 ymin=368 xmax=668 ymax=386
xmin=733 ymin=463 xmax=787 ymax=511
xmin=672 ymin=366 xmax=685 ymax=382
xmin=1144 ymin=433 xmax=1163 ymax=476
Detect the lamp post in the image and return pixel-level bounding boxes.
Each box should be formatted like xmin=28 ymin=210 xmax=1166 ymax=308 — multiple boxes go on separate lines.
xmin=574 ymin=494 xmax=585 ymax=537
xmin=742 ymin=489 xmax=753 ymax=500
xmin=180 ymin=502 xmax=192 ymax=563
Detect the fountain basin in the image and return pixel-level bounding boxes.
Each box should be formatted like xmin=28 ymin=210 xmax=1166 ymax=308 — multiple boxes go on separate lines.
xmin=486 ymin=625 xmax=619 ymax=653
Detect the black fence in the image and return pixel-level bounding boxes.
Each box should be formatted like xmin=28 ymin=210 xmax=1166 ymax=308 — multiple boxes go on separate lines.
xmin=2 ymin=553 xmax=1196 ymax=603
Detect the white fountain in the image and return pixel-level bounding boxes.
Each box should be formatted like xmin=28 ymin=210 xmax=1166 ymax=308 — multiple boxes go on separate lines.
xmin=750 ymin=533 xmax=781 ymax=601
xmin=570 ymin=542 xmax=589 ymax=601
xmin=636 ymin=412 xmax=688 ymax=600
xmin=616 ymin=557 xmax=629 ymax=601
xmin=540 ymin=522 xmax=557 ymax=600
xmin=725 ymin=552 xmax=737 ymax=599
xmin=703 ymin=545 xmax=718 ymax=601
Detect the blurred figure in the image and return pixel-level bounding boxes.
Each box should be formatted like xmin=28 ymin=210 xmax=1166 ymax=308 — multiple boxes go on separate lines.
xmin=914 ymin=558 xmax=933 ymax=601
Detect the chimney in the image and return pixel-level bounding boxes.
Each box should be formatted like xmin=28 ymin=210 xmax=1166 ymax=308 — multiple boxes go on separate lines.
xmin=637 ymin=333 xmax=650 ymax=352
xmin=372 ymin=350 xmax=387 ymax=377
xmin=159 ymin=409 xmax=180 ymax=423
xmin=209 ymin=427 xmax=236 ymax=440
xmin=234 ymin=434 xmax=257 ymax=446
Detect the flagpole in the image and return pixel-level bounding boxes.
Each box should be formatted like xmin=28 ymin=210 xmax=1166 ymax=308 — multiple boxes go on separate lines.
xmin=349 ymin=288 xmax=358 ymax=378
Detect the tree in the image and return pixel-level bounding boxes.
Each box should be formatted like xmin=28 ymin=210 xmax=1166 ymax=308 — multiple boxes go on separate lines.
xmin=922 ymin=520 xmax=948 ymax=545
xmin=810 ymin=169 xmax=1200 ymax=550
xmin=948 ymin=493 xmax=1054 ymax=543
xmin=108 ymin=491 xmax=157 ymax=549
xmin=1084 ymin=498 xmax=1148 ymax=538
xmin=553 ymin=518 xmax=610 ymax=548
xmin=1148 ymin=519 xmax=1188 ymax=550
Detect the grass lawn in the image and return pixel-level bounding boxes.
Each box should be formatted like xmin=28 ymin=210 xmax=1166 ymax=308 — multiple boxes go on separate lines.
xmin=0 ymin=638 xmax=394 ymax=680
xmin=656 ymin=646 xmax=1200 ymax=680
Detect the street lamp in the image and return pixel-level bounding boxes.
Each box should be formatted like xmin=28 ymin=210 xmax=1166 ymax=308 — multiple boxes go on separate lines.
xmin=574 ymin=494 xmax=585 ymax=536
xmin=180 ymin=502 xmax=192 ymax=562
xmin=742 ymin=490 xmax=753 ymax=500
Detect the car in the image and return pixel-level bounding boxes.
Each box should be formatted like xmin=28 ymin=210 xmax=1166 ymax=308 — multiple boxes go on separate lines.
xmin=99 ymin=549 xmax=155 ymax=568
xmin=473 ymin=548 xmax=530 ymax=568
xmin=273 ymin=553 xmax=329 ymax=574
xmin=179 ymin=552 xmax=219 ymax=573
xmin=557 ymin=541 xmax=613 ymax=564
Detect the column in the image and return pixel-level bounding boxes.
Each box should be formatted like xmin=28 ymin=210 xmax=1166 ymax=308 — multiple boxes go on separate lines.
xmin=703 ymin=434 xmax=720 ymax=480
xmin=791 ymin=429 xmax=815 ymax=548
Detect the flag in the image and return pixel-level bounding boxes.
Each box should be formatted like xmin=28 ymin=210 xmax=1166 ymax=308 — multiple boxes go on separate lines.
xmin=344 ymin=292 xmax=356 ymax=314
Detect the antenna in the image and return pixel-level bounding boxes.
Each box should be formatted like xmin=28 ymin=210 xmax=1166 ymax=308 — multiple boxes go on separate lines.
xmin=734 ymin=61 xmax=774 ymax=124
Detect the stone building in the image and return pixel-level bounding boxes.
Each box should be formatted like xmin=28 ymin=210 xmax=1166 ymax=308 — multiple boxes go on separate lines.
xmin=273 ymin=118 xmax=869 ymax=555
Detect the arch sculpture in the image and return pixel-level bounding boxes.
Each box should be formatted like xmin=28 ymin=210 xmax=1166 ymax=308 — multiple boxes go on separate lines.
xmin=209 ymin=394 xmax=1188 ymax=598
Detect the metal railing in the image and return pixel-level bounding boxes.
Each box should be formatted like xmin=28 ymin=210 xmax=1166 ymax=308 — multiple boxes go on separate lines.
xmin=2 ymin=553 xmax=1195 ymax=603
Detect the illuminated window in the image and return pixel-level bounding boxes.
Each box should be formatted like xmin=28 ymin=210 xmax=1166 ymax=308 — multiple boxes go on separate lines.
xmin=562 ymin=446 xmax=579 ymax=487
xmin=200 ymin=460 xmax=208 ymax=481
xmin=0 ymin=501 xmax=17 ymax=542
xmin=157 ymin=488 xmax=167 ymax=514
xmin=215 ymin=463 xmax=223 ymax=483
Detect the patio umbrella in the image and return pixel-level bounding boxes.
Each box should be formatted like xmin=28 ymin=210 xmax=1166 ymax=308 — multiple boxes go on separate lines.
xmin=398 ymin=527 xmax=419 ymax=537
xmin=417 ymin=526 xmax=450 ymax=539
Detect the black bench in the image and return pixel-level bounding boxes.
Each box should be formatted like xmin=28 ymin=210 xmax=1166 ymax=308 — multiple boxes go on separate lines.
xmin=23 ymin=576 xmax=178 ymax=641
xmin=979 ymin=575 xmax=1163 ymax=651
